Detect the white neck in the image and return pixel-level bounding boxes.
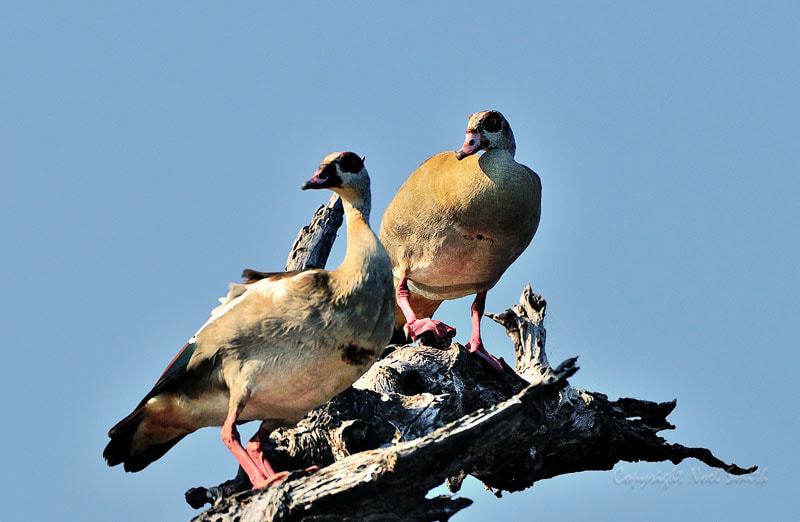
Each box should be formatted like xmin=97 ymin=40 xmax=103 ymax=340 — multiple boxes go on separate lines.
xmin=333 ymin=195 xmax=382 ymax=288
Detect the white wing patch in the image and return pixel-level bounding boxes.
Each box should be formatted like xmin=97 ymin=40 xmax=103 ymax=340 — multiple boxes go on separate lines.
xmin=215 ymin=283 xmax=248 ymax=312
xmin=187 ymin=275 xmax=299 ymax=343
xmin=256 ymin=278 xmax=290 ymax=300
xmin=186 ymin=283 xmax=249 ymax=342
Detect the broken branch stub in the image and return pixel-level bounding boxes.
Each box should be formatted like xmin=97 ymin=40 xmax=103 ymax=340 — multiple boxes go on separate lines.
xmin=285 ymin=194 xmax=343 ymax=271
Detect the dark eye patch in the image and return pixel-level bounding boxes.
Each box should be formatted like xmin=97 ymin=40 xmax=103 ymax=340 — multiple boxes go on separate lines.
xmin=484 ymin=112 xmax=502 ymax=133
xmin=338 ymin=152 xmax=364 ymax=173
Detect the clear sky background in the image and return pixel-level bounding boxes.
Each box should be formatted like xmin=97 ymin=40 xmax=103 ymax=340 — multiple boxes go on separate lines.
xmin=1 ymin=2 xmax=797 ymax=520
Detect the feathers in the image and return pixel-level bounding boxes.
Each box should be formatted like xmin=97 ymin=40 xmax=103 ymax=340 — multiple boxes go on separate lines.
xmin=103 ymin=407 xmax=144 ymax=468
xmin=241 ymin=269 xmax=303 ymax=284
xmin=104 ymin=155 xmax=395 ymax=478
xmin=140 ymin=342 xmax=199 ymax=405
xmin=380 ymin=149 xmax=541 ymax=301
xmin=103 ymin=406 xmax=186 ymax=472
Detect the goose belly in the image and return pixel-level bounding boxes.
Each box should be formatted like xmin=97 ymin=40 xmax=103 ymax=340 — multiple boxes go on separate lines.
xmin=407 ymin=226 xmax=525 ymax=300
xmin=164 ymin=342 xmax=381 ymax=430
xmin=237 ymin=346 xmax=376 ymax=424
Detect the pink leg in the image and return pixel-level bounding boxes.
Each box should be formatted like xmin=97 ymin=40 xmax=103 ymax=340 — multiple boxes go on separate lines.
xmin=245 ymin=422 xmax=279 ymax=477
xmin=397 ymin=276 xmax=456 ymax=346
xmin=464 ymin=292 xmax=503 ymax=371
xmin=221 ymin=408 xmax=285 ymax=489
xmin=246 ymin=422 xmax=313 ymax=485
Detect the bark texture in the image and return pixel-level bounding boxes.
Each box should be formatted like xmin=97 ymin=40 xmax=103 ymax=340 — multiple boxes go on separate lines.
xmin=285 ymin=194 xmax=344 ymax=271
xmin=183 ymin=200 xmax=755 ymax=521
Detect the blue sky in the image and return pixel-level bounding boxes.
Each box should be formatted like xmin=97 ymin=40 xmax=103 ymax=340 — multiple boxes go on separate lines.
xmin=1 ymin=2 xmax=797 ymax=520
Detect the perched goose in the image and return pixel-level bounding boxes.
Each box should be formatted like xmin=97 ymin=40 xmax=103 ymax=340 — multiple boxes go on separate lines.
xmin=380 ymin=111 xmax=541 ymax=371
xmin=104 ymin=152 xmax=394 ymax=489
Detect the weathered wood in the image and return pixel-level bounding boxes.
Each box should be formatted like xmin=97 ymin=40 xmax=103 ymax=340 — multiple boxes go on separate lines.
xmin=185 ymin=204 xmax=756 ymax=521
xmin=485 ymin=283 xmax=550 ymax=384
xmin=284 ymin=194 xmax=343 ymax=271
xmin=188 ymin=287 xmax=755 ymax=520
xmin=192 ymin=357 xmax=578 ymax=522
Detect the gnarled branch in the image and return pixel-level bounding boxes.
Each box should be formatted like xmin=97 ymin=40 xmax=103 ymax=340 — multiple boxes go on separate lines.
xmin=185 ymin=202 xmax=755 ymax=521
xmin=285 ymin=194 xmax=343 ymax=271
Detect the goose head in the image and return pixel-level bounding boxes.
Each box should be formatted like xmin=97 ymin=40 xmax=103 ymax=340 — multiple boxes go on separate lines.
xmin=455 ymin=110 xmax=516 ymax=160
xmin=303 ymin=151 xmax=371 ymax=215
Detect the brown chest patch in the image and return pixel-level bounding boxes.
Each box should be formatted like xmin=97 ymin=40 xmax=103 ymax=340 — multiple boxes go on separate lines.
xmin=340 ymin=345 xmax=376 ymax=366
xmin=462 ymin=233 xmax=495 ymax=243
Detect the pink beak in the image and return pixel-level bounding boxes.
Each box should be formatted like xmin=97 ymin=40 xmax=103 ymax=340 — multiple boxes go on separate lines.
xmin=301 ymin=164 xmax=333 ymax=190
xmin=455 ymin=131 xmax=485 ymax=160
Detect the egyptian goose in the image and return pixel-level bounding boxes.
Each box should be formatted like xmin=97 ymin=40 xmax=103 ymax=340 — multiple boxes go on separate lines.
xmin=379 ymin=111 xmax=541 ymax=371
xmin=104 ymin=152 xmax=394 ymax=489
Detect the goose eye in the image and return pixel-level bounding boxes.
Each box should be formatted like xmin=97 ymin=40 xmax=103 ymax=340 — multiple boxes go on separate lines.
xmin=339 ymin=152 xmax=363 ymax=173
xmin=484 ymin=114 xmax=501 ymax=133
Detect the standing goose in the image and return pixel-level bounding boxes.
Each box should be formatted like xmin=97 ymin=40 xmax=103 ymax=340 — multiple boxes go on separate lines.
xmin=104 ymin=152 xmax=394 ymax=489
xmin=380 ymin=111 xmax=541 ymax=371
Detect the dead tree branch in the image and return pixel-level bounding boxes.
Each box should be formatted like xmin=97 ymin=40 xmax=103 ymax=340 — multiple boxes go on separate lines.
xmin=285 ymin=194 xmax=343 ymax=271
xmin=185 ymin=202 xmax=756 ymax=521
